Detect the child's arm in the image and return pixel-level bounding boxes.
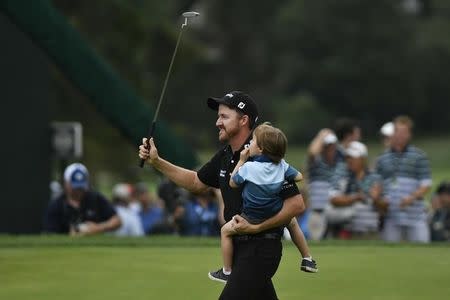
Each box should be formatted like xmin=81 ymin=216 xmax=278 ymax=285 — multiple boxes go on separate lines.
xmin=294 ymin=172 xmax=303 ymax=182
xmin=229 ymin=160 xmax=246 ymax=188
xmin=229 ymin=148 xmax=250 ymax=188
xmin=285 ymin=162 xmax=303 ymax=183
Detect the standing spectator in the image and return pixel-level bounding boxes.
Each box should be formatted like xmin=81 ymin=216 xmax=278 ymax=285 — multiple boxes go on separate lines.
xmin=134 ymin=182 xmax=170 ymax=234
xmin=112 ymin=183 xmax=144 ymax=237
xmin=306 ymin=129 xmax=340 ymax=240
xmin=326 ymin=141 xmax=382 ymax=238
xmin=179 ymin=189 xmax=220 ymax=236
xmin=380 ymin=121 xmax=394 ymax=149
xmin=44 ymin=163 xmax=121 ymax=235
xmin=430 ymin=181 xmax=450 ymax=241
xmin=334 ymin=117 xmax=361 ymax=160
xmin=375 ymin=116 xmax=432 ymax=243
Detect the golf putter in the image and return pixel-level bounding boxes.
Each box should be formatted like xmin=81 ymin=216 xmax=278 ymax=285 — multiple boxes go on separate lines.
xmin=139 ymin=12 xmax=200 ymax=168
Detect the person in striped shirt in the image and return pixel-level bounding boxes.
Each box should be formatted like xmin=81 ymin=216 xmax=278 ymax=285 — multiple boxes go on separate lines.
xmin=375 ymin=116 xmax=432 ymax=243
xmin=327 ymin=141 xmax=383 ymax=238
xmin=306 ymin=129 xmax=342 ymax=240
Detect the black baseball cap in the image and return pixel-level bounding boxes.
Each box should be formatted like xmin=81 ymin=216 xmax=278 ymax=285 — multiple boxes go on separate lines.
xmin=207 ymin=91 xmax=259 ymax=127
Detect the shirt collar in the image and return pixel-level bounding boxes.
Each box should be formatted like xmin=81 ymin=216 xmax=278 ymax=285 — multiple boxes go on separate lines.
xmin=227 ymin=134 xmax=253 ymax=156
xmin=390 ymin=144 xmax=410 ymax=154
xmin=252 ymin=154 xmax=273 ymax=163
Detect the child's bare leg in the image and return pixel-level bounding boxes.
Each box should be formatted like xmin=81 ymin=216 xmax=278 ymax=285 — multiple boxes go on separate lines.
xmin=221 ymin=220 xmax=236 ymax=273
xmin=288 ymin=217 xmax=318 ymax=273
xmin=287 ymin=217 xmax=311 ymax=258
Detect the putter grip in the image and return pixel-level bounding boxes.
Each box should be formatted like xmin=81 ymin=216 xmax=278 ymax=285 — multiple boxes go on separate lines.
xmin=139 ymin=122 xmax=156 ymax=168
xmin=139 ymin=153 xmax=147 ymax=168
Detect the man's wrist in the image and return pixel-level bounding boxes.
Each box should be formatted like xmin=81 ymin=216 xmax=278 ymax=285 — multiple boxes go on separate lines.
xmin=150 ymin=156 xmax=160 ymax=165
xmin=251 ymin=223 xmax=261 ymax=234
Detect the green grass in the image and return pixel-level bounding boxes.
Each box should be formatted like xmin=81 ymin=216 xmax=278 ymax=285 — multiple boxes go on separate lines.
xmin=1 ymin=236 xmax=450 ymax=300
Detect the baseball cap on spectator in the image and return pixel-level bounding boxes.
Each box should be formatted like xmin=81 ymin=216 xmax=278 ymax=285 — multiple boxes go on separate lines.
xmin=207 ymin=91 xmax=259 ymax=127
xmin=323 ymin=133 xmax=338 ymax=145
xmin=380 ymin=122 xmax=394 ymax=137
xmin=346 ymin=141 xmax=368 ymax=158
xmin=63 ymin=163 xmax=89 ymax=190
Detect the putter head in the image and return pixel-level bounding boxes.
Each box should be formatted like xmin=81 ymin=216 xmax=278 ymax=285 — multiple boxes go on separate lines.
xmin=182 ymin=11 xmax=200 ymax=18
xmin=182 ymin=11 xmax=199 ymax=27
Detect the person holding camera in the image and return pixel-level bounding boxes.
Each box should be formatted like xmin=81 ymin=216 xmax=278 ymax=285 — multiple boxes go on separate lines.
xmin=44 ymin=163 xmax=121 ymax=235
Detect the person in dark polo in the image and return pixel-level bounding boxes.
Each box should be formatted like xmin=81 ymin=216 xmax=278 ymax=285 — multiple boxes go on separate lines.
xmin=44 ymin=163 xmax=121 ymax=235
xmin=139 ymin=91 xmax=305 ymax=299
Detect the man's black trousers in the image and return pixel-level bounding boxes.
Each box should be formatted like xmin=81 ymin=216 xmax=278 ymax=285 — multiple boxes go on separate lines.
xmin=219 ymin=237 xmax=282 ymax=300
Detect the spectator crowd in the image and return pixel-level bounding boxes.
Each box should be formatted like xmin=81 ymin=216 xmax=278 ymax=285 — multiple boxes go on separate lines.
xmin=44 ymin=115 xmax=449 ymax=243
xmin=45 ymin=164 xmax=220 ymax=237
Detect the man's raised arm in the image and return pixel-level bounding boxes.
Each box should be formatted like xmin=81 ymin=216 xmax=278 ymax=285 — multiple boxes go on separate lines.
xmin=139 ymin=138 xmax=208 ymax=194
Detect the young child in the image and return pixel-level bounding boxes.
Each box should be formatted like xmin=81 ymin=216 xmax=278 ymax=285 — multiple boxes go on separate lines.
xmin=208 ymin=123 xmax=318 ymax=283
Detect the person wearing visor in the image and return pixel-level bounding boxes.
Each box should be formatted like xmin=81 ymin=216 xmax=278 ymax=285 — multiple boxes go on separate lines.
xmin=44 ymin=163 xmax=121 ymax=235
xmin=326 ymin=141 xmax=382 ymax=238
xmin=139 ymin=91 xmax=305 ymax=300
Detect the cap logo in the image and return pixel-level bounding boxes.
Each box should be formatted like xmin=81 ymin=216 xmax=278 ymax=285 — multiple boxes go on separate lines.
xmin=225 ymin=93 xmax=234 ymax=98
xmin=237 ymin=102 xmax=246 ymax=109
xmin=74 ymin=171 xmax=84 ymax=181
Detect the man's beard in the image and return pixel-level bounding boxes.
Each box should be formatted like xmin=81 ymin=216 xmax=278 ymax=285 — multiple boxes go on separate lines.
xmin=218 ymin=125 xmax=239 ymax=142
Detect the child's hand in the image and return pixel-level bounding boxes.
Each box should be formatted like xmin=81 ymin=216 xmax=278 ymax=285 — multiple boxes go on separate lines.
xmin=239 ymin=148 xmax=250 ymax=162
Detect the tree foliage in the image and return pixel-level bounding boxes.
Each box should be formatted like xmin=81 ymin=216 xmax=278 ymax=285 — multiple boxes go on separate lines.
xmin=51 ymin=0 xmax=450 ymax=152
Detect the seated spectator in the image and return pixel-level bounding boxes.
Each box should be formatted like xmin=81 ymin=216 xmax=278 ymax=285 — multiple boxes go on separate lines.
xmin=177 ymin=189 xmax=220 ymax=236
xmin=157 ymin=177 xmax=189 ymax=215
xmin=306 ymin=129 xmax=342 ymax=240
xmin=326 ymin=142 xmax=382 ymax=239
xmin=49 ymin=180 xmax=63 ymax=201
xmin=134 ymin=182 xmax=171 ymax=234
xmin=112 ymin=183 xmax=144 ymax=237
xmin=157 ymin=177 xmax=189 ymax=234
xmin=44 ymin=163 xmax=121 ymax=235
xmin=430 ymin=181 xmax=450 ymax=241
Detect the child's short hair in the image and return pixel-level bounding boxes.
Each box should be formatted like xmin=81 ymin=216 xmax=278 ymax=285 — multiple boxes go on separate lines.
xmin=253 ymin=122 xmax=287 ymax=163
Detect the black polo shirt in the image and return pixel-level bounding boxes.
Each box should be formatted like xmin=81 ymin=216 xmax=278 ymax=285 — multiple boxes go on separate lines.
xmin=197 ymin=137 xmax=300 ymax=225
xmin=44 ymin=190 xmax=117 ymax=233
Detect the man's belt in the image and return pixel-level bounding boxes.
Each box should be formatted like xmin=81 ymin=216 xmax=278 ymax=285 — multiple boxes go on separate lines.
xmin=234 ymin=232 xmax=281 ymax=241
